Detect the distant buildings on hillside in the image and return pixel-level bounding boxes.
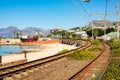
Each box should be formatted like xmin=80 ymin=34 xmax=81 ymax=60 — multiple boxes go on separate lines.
xmin=51 ymin=28 xmax=88 ymax=39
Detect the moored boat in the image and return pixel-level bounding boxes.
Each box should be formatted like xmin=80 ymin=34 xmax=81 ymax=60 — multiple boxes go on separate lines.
xmin=21 ymin=36 xmax=39 ymax=42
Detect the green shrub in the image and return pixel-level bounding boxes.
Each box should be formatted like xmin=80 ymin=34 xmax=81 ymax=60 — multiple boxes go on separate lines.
xmin=112 ymin=48 xmax=120 ymax=57
xmin=91 ymin=40 xmax=101 ymax=45
xmin=102 ymin=39 xmax=120 ymax=79
xmin=88 ymin=46 xmax=102 ymax=52
xmin=102 ymin=58 xmax=120 ymax=80
xmin=66 ymin=50 xmax=96 ymax=60
xmin=57 ymin=49 xmax=69 ymax=54
xmin=111 ymin=39 xmax=120 ymax=49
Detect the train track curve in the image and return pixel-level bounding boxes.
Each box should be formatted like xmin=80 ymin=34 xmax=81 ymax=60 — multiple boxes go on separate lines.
xmin=68 ymin=42 xmax=112 ymax=80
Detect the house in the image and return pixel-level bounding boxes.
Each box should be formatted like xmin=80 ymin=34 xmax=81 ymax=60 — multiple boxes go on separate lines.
xmin=0 ymin=38 xmax=20 ymax=44
xmin=75 ymin=31 xmax=88 ymax=39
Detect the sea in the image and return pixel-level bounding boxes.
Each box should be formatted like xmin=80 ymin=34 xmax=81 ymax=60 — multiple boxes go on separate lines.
xmin=0 ymin=45 xmax=39 ymax=56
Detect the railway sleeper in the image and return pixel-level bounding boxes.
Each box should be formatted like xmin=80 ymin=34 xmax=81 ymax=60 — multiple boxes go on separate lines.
xmin=27 ymin=69 xmax=34 ymax=75
xmin=3 ymin=76 xmax=13 ymax=80
xmin=20 ymin=72 xmax=28 ymax=78
xmin=32 ymin=68 xmax=40 ymax=72
xmin=12 ymin=74 xmax=22 ymax=80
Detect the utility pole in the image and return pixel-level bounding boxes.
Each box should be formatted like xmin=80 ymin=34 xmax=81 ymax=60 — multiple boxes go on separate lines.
xmin=89 ymin=12 xmax=115 ymax=40
xmin=103 ymin=0 xmax=108 ymax=41
xmin=91 ymin=21 xmax=94 ymax=39
xmin=116 ymin=0 xmax=119 ymax=38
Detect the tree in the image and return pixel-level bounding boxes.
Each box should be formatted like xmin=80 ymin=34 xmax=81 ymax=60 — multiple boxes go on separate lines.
xmin=39 ymin=34 xmax=43 ymax=38
xmin=93 ymin=28 xmax=99 ymax=39
xmin=86 ymin=28 xmax=92 ymax=37
xmin=70 ymin=27 xmax=80 ymax=31
xmin=86 ymin=28 xmax=104 ymax=37
xmin=106 ymin=28 xmax=115 ymax=34
xmin=97 ymin=29 xmax=104 ymax=36
xmin=71 ymin=33 xmax=77 ymax=39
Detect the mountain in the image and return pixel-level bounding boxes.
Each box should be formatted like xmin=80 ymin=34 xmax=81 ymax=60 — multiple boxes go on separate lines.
xmin=89 ymin=20 xmax=114 ymax=27
xmin=0 ymin=26 xmax=19 ymax=38
xmin=83 ymin=20 xmax=120 ymax=30
xmin=22 ymin=27 xmax=45 ymax=35
xmin=0 ymin=27 xmax=50 ymax=38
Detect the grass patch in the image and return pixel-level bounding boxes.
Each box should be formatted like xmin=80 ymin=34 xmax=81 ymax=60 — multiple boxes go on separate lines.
xmin=102 ymin=58 xmax=120 ymax=80
xmin=91 ymin=40 xmax=101 ymax=45
xmin=88 ymin=46 xmax=102 ymax=52
xmin=57 ymin=49 xmax=69 ymax=54
xmin=91 ymin=72 xmax=101 ymax=80
xmin=66 ymin=50 xmax=96 ymax=60
xmin=112 ymin=48 xmax=120 ymax=57
xmin=102 ymin=39 xmax=120 ymax=79
xmin=110 ymin=39 xmax=120 ymax=49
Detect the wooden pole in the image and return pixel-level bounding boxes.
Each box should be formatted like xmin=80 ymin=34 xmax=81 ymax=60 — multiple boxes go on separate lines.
xmin=0 ymin=56 xmax=2 ymax=64
xmin=24 ymin=51 xmax=27 ymax=58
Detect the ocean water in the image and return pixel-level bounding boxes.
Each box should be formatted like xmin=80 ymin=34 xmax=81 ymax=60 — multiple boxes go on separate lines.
xmin=0 ymin=45 xmax=39 ymax=56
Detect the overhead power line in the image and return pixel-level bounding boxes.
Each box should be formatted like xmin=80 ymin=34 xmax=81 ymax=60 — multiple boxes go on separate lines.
xmin=67 ymin=0 xmax=83 ymax=15
xmin=76 ymin=0 xmax=90 ymax=16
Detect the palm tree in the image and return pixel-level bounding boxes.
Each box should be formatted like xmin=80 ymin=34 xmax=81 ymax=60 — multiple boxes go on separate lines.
xmin=93 ymin=28 xmax=99 ymax=39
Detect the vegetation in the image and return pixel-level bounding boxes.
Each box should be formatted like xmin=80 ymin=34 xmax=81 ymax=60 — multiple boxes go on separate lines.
xmin=86 ymin=27 xmax=115 ymax=38
xmin=50 ymin=30 xmax=70 ymax=39
xmin=110 ymin=39 xmax=120 ymax=49
xmin=86 ymin=28 xmax=104 ymax=37
xmin=57 ymin=49 xmax=69 ymax=54
xmin=93 ymin=28 xmax=99 ymax=39
xmin=88 ymin=46 xmax=102 ymax=52
xmin=66 ymin=50 xmax=96 ymax=60
xmin=69 ymin=27 xmax=80 ymax=31
xmin=112 ymin=48 xmax=120 ymax=57
xmin=102 ymin=58 xmax=120 ymax=80
xmin=91 ymin=39 xmax=101 ymax=45
xmin=102 ymin=39 xmax=120 ymax=79
xmin=106 ymin=28 xmax=115 ymax=34
xmin=39 ymin=34 xmax=44 ymax=38
xmin=49 ymin=29 xmax=82 ymax=39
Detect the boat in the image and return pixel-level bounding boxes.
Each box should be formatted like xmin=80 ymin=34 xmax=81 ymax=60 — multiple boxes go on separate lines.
xmin=21 ymin=36 xmax=39 ymax=42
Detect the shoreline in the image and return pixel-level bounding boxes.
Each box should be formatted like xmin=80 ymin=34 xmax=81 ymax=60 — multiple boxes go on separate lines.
xmin=0 ymin=45 xmax=42 ymax=56
xmin=1 ymin=43 xmax=77 ymax=64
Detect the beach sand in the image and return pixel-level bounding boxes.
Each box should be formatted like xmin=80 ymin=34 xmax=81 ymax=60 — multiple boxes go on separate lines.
xmin=2 ymin=43 xmax=77 ymax=64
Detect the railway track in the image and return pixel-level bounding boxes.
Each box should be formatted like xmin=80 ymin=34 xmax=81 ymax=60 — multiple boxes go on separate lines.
xmin=0 ymin=40 xmax=91 ymax=80
xmin=68 ymin=42 xmax=112 ymax=80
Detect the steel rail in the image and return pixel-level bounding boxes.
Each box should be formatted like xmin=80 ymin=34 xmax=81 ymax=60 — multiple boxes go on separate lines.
xmin=0 ymin=40 xmax=91 ymax=79
xmin=97 ymin=43 xmax=113 ymax=80
xmin=68 ymin=42 xmax=108 ymax=80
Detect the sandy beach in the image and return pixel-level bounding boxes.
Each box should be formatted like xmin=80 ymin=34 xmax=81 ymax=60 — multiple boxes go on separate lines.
xmin=1 ymin=43 xmax=77 ymax=64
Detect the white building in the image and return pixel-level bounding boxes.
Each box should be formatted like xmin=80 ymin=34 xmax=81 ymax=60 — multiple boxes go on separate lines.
xmin=75 ymin=31 xmax=88 ymax=39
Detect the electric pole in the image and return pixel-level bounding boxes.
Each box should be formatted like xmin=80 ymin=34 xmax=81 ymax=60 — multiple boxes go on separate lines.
xmin=116 ymin=0 xmax=119 ymax=38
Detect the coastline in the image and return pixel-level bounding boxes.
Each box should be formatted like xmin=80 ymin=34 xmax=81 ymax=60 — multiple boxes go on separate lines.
xmin=1 ymin=43 xmax=77 ymax=64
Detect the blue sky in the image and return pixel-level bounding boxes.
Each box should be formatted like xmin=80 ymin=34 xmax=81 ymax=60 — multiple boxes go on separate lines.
xmin=0 ymin=0 xmax=119 ymax=30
